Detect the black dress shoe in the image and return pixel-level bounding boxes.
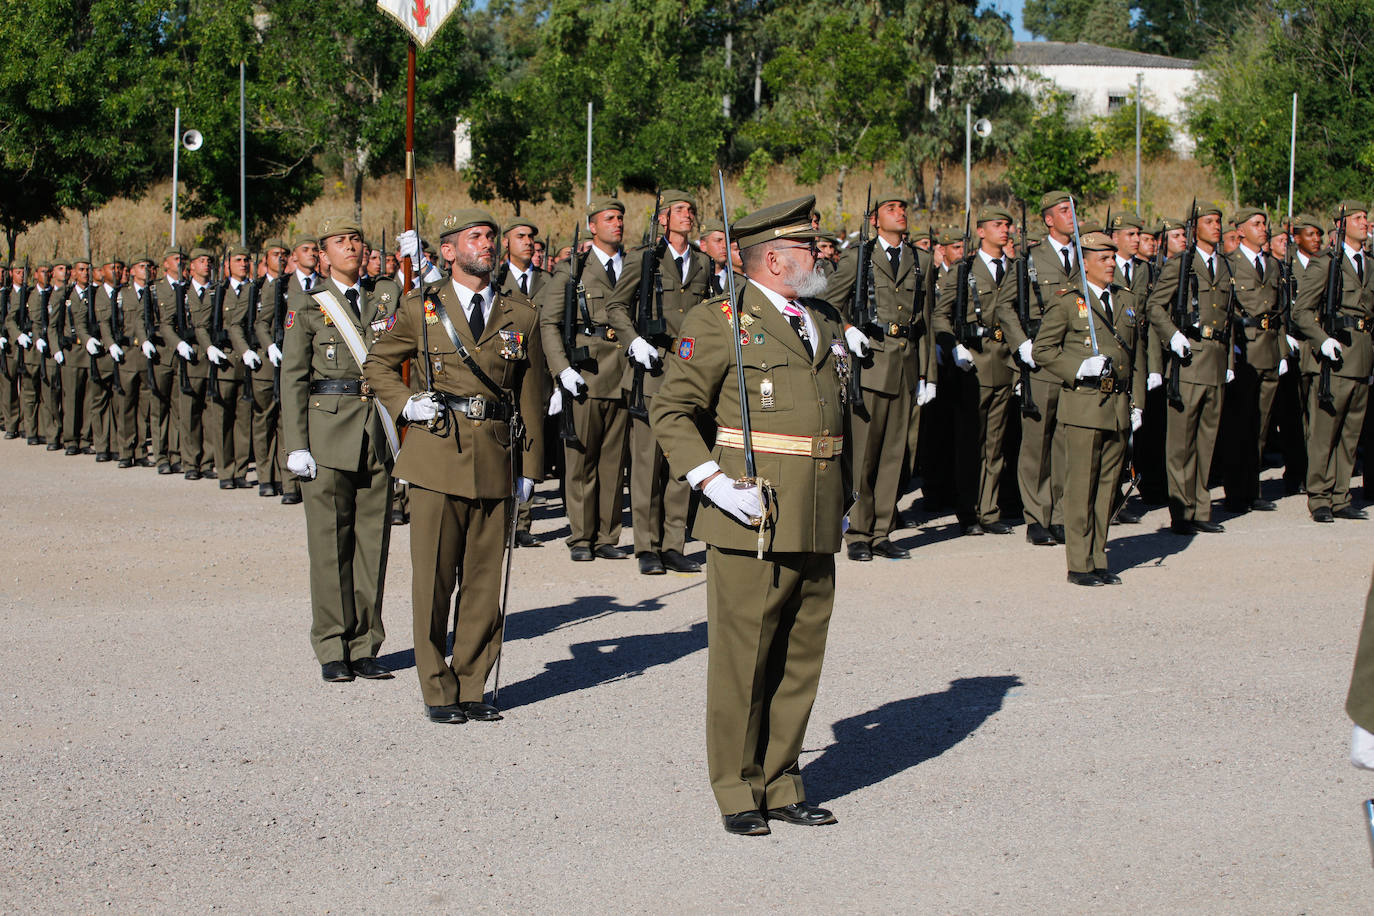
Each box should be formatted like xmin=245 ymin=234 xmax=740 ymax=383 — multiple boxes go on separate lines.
xmin=219 ymin=480 xmax=235 ymax=490
xmin=94 ymin=452 xmax=113 ymax=462
xmin=1092 ymin=568 xmax=1123 ymax=585
xmin=638 ymin=552 xmax=666 ymax=575
xmin=1115 ymin=508 xmax=1141 ymax=524
xmin=170 ymin=463 xmax=184 ymax=473
xmin=233 ymin=476 xmax=251 ymax=488
xmin=570 ymin=546 xmax=594 ymax=562
xmin=80 ymin=446 xmax=95 ymax=454
xmin=1067 ymin=571 xmax=1104 ymax=587
xmin=281 ymin=492 xmax=302 ymax=505
xmin=847 ymin=542 xmax=873 ymax=561
xmin=593 ymin=544 xmax=630 ymax=560
xmin=117 ymin=458 xmax=134 ymax=468
xmin=1334 ymin=505 xmax=1369 ymax=520
xmin=64 ymin=446 xmax=80 ymax=456
xmin=1191 ymin=519 xmax=1225 ymax=533
xmin=259 ymin=483 xmax=275 ymax=497
xmin=158 ymin=463 xmax=173 ymax=475
xmin=980 ymin=521 xmax=1014 ymax=535
xmin=133 ymin=457 xmax=153 ymax=468
xmin=722 ymin=811 xmax=770 ymax=836
xmin=426 ymin=704 xmax=467 ymax=724
xmin=321 ymin=661 xmax=354 ymax=682
xmin=1026 ymin=522 xmax=1057 ymax=546
xmin=872 ymin=539 xmax=910 ymax=558
xmin=1169 ymin=520 xmax=1194 ymax=535
xmin=1251 ymin=498 xmax=1278 ymax=512
xmin=185 ymin=469 xmax=203 ymax=481
xmin=459 ymin=701 xmax=503 ymax=721
xmin=1312 ymin=507 xmax=1335 ymax=523
xmin=26 ymin=436 xmax=38 ymax=445
xmin=349 ymin=657 xmax=394 ymax=679
xmin=660 ymin=549 xmax=701 ymax=572
xmin=2 ymin=431 xmax=18 ymax=440
xmin=961 ymin=523 xmax=984 ymax=537
xmin=765 ymin=802 xmax=836 ymax=826
xmin=390 ymin=508 xmax=409 ymax=525
xmin=514 ymin=530 xmax=540 ymax=548
xmin=1049 ymin=524 xmax=1066 ymax=544
xmin=45 ymin=442 xmax=62 ymax=451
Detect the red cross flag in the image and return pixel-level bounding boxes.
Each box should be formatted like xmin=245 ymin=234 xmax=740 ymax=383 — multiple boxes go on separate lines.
xmin=376 ymin=0 xmax=461 ymax=47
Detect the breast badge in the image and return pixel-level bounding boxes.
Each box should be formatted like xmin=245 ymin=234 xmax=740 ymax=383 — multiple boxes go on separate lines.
xmin=498 ymin=329 xmax=526 ymax=360
xmin=760 ymin=377 xmax=775 ymax=409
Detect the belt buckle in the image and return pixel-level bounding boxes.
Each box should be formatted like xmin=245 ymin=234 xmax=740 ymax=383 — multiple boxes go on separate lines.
xmin=359 ymin=379 xmax=372 ymax=398
xmin=993 ymin=328 xmax=1004 ymax=342
xmin=814 ymin=436 xmax=833 ymax=458
xmin=1259 ymin=316 xmax=1271 ymax=330
xmin=605 ymin=328 xmax=616 ymax=341
xmin=888 ymin=322 xmax=900 ymax=336
xmin=1100 ymin=375 xmax=1115 ymax=394
xmin=468 ymin=395 xmax=487 ymax=420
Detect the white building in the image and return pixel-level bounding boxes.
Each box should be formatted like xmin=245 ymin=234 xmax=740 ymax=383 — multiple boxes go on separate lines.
xmin=1003 ymin=41 xmax=1200 ymax=155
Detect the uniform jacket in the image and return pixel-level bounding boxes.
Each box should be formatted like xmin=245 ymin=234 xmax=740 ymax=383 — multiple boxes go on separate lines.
xmin=537 ymin=248 xmax=629 ymax=399
xmin=1145 ymin=245 xmax=1236 ymax=387
xmin=606 ymin=241 xmax=712 ymax=398
xmin=1294 ymin=247 xmax=1374 ymax=380
xmin=281 ymin=276 xmax=402 ymax=472
xmin=1033 ymin=284 xmax=1146 ymax=433
xmin=934 ymin=252 xmax=1014 ymax=388
xmin=364 ymin=281 xmax=544 ymax=500
xmin=650 ymin=282 xmax=851 ymax=554
xmin=104 ymin=283 xmax=154 ymax=374
xmin=1227 ymin=246 xmax=1285 ymax=370
xmin=157 ymin=277 xmax=209 ymax=380
xmin=823 ymin=240 xmax=933 ymax=395
xmin=1115 ymin=256 xmax=1165 ymax=376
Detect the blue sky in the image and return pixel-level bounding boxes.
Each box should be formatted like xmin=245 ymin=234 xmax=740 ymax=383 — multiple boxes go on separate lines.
xmin=990 ymin=0 xmax=1035 ymax=40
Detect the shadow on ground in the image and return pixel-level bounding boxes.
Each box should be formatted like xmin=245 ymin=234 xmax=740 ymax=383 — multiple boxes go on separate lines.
xmin=804 ymin=675 xmax=1022 ymax=803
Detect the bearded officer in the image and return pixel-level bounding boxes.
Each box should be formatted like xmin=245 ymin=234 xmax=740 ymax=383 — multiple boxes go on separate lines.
xmin=282 ymin=217 xmax=400 ymax=683
xmin=651 ymin=196 xmax=847 ymax=836
xmin=364 ymin=208 xmax=544 ymax=724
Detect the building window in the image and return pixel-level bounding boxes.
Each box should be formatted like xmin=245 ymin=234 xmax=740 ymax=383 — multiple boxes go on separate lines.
xmin=1107 ymin=94 xmax=1127 ymax=112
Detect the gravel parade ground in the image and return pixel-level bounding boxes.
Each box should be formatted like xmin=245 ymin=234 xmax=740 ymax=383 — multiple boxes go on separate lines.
xmin=1 ymin=439 xmax=1370 ymax=913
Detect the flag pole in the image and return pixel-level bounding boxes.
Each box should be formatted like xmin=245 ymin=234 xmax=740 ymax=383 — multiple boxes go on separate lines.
xmin=403 ymin=40 xmax=416 ymax=292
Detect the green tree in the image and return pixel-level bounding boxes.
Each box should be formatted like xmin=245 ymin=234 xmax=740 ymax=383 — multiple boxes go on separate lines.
xmin=1005 ymin=90 xmax=1115 ymax=206
xmin=1094 ymin=92 xmax=1175 ymax=161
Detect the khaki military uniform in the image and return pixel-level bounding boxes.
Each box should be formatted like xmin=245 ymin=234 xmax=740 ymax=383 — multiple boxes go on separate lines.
xmin=83 ymin=284 xmax=120 ymax=455
xmin=282 ymin=276 xmax=399 ymax=666
xmin=935 ymin=253 xmax=1015 ymax=527
xmin=1113 ymin=255 xmax=1168 ymax=504
xmin=52 ymin=284 xmax=91 ymax=449
xmin=1033 ymin=284 xmax=1146 ymax=573
xmin=4 ymin=285 xmax=54 ymax=443
xmin=1293 ymin=246 xmax=1373 ymax=514
xmin=497 ymin=264 xmax=552 ymax=539
xmin=38 ymin=283 xmax=67 ymax=446
xmin=364 ymin=280 xmax=545 ymax=706
xmin=607 ymin=242 xmax=712 ymax=558
xmin=159 ymin=277 xmax=213 ymax=475
xmin=230 ymin=277 xmax=279 ymax=490
xmin=823 ymin=239 xmax=931 ymax=547
xmin=651 ymin=281 xmax=850 ymax=816
xmin=105 ymin=283 xmax=158 ymax=462
xmin=1220 ymin=245 xmax=1285 ymax=507
xmin=141 ymin=280 xmax=180 ymax=468
xmin=1345 ymin=567 xmax=1374 ymax=731
xmin=200 ymin=278 xmax=253 ymax=482
xmin=0 ymin=284 xmax=20 ymax=437
xmin=279 ymin=272 xmax=321 ymax=499
xmin=1145 ymin=245 xmax=1236 ymax=524
xmin=537 ymin=249 xmax=630 ymax=553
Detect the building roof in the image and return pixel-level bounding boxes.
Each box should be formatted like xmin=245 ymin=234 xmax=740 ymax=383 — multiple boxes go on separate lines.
xmin=1006 ymin=41 xmax=1197 ymax=70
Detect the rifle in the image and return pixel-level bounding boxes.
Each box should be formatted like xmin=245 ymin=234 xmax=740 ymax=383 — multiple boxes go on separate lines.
xmin=628 ymin=188 xmax=666 ymax=422
xmin=271 ymin=273 xmax=287 ymax=404
xmin=1014 ymin=201 xmax=1038 ymax=418
xmin=14 ymin=257 xmax=30 ymax=377
xmin=173 ymin=276 xmax=196 ymax=396
xmin=84 ymin=282 xmax=103 ymax=390
xmin=42 ymin=285 xmax=61 ymax=398
xmin=1166 ymin=200 xmax=1198 ymax=409
xmin=107 ymin=276 xmax=126 ymax=396
xmin=559 ymin=225 xmax=590 ymax=448
xmin=1278 ymin=221 xmax=1300 ymax=340
xmin=32 ymin=282 xmax=51 ymax=392
xmin=141 ymin=281 xmax=167 ymax=402
xmin=848 ymin=186 xmax=875 ymax=416
xmin=240 ymin=276 xmax=260 ymax=403
xmin=1316 ymin=207 xmax=1348 ymax=410
xmin=953 ymin=210 xmax=983 ymax=347
xmin=208 ymin=258 xmax=227 ymax=405
xmin=0 ymin=283 xmax=9 ymax=378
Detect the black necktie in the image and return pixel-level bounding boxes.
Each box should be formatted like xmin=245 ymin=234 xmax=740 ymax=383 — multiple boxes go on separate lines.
xmin=1061 ymin=247 xmax=1072 ymax=275
xmin=888 ymin=246 xmax=900 ymax=276
xmin=468 ymin=293 xmax=485 ymax=340
xmin=1100 ymin=289 xmax=1112 ymax=322
xmin=993 ymin=257 xmax=1004 ymax=286
xmin=674 ymin=256 xmax=685 ymax=284
xmin=1123 ymin=262 xmax=1131 ymax=286
xmin=519 ymin=273 xmax=529 ymax=296
xmin=1254 ymin=255 xmax=1265 ymax=282
xmin=1356 ymin=253 xmax=1365 ymax=284
xmin=304 ymin=275 xmax=313 ymax=291
xmin=605 ymin=258 xmax=617 ymax=286
xmin=344 ymin=288 xmax=360 ymax=320
xmin=1206 ymin=256 xmax=1215 ymax=281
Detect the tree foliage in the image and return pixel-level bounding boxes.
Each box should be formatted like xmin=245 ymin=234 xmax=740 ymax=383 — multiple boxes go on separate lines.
xmin=1005 ymin=90 xmax=1115 ymax=206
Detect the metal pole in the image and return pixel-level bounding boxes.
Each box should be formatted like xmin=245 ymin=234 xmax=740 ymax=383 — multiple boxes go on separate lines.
xmin=585 ymin=102 xmax=594 ymax=206
xmin=1288 ymin=92 xmax=1297 ymax=220
xmin=239 ymin=62 xmax=247 ymax=248
xmin=171 ymin=107 xmax=180 ymax=247
xmin=964 ymin=102 xmax=972 ymax=220
xmin=403 ymin=41 xmax=416 ymax=292
xmin=1135 ymin=72 xmax=1142 ymax=211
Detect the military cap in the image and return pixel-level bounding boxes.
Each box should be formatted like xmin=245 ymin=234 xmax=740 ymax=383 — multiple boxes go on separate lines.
xmin=1293 ymin=212 xmax=1324 ymax=232
xmin=659 ymin=189 xmax=696 ymax=210
xmin=1145 ymin=220 xmax=1165 ymax=235
xmin=1078 ymin=220 xmax=1105 ymax=235
xmin=128 ymin=253 xmax=155 ymax=267
xmin=52 ymin=258 xmax=72 ymax=268
xmin=732 ymin=196 xmax=827 ymax=249
xmin=975 ymin=206 xmax=1013 ymax=226
xmin=35 ymin=260 xmax=51 ymax=270
xmin=1195 ymin=204 xmax=1223 ymax=220
xmin=872 ymin=191 xmax=908 ymax=209
xmin=438 ymin=208 xmax=499 ymax=240
xmin=291 ymin=234 xmax=318 ymax=250
xmin=1107 ymin=211 xmax=1144 ymax=232
xmin=1040 ymin=189 xmax=1072 ymax=212
xmin=1331 ymin=199 xmax=1369 ymax=220
xmin=504 ymin=218 xmax=538 ymax=237
xmin=100 ymin=253 xmax=125 ymax=266
xmin=936 ymin=226 xmax=964 ymax=246
xmin=1023 ymin=225 xmax=1045 ymax=245
xmin=162 ymin=246 xmax=186 ymax=261
xmin=262 ymin=237 xmax=288 ymax=252
xmin=1159 ymin=216 xmax=1186 ymax=233
xmin=1078 ymin=231 xmax=1117 ymax=253
xmin=907 ymin=227 xmax=933 ymax=243
xmin=188 ymin=247 xmax=215 ymax=261
xmin=316 ymin=216 xmax=365 ymax=244
xmin=697 ymin=218 xmax=724 ymax=236
xmin=586 ymin=197 xmax=625 ymax=220
xmin=1229 ymin=207 xmax=1266 ymax=227
xmin=225 ymin=245 xmax=250 ymax=259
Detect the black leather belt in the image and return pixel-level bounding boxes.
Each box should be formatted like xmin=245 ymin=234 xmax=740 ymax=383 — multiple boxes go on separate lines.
xmin=962 ymin=322 xmax=1005 ymax=342
xmin=310 ymin=378 xmax=371 ymax=396
xmin=877 ymin=319 xmax=923 ymax=339
xmin=1337 ymin=315 xmax=1370 ymax=332
xmin=1080 ymin=373 xmax=1124 ymax=393
xmin=1241 ymin=314 xmax=1281 ymax=330
xmin=439 ymin=392 xmax=511 ymax=422
xmin=578 ymin=325 xmax=617 ymax=341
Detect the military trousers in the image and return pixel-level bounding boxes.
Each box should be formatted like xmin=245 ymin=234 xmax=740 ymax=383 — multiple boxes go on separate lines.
xmin=277 ymin=402 xmax=301 ymax=499
xmin=705 ymin=546 xmax=834 ymax=816
xmin=87 ymin=354 xmax=116 ymax=453
xmin=953 ymin=373 xmax=1011 ymax=526
xmin=1346 ymin=569 xmax=1374 ymax=732
xmin=247 ymin=377 xmax=279 ymax=487
xmin=60 ymin=360 xmax=87 ymax=447
xmin=563 ymin=395 xmax=628 ymax=550
xmin=115 ymin=358 xmax=157 ymax=460
xmin=178 ymin=371 xmax=209 ymax=472
xmin=1062 ymin=423 xmax=1125 ymax=574
xmin=146 ymin=360 xmax=179 ymax=466
xmin=847 ymin=384 xmax=912 ymax=546
xmin=629 ymin=398 xmax=689 ymax=555
xmin=303 ymin=447 xmax=392 ymax=665
xmin=1272 ymin=367 xmax=1307 ymax=494
xmin=1220 ymin=363 xmax=1279 ymax=506
xmin=1016 ymin=371 xmax=1066 ymax=527
xmin=39 ymin=361 xmax=63 ymax=443
xmin=1165 ymin=380 xmax=1223 ymax=523
xmin=207 ymin=374 xmax=251 ymax=481
xmin=0 ymin=357 xmax=19 ymax=434
xmin=410 ymin=487 xmax=509 ymax=706
xmin=1305 ymin=373 xmax=1369 ymax=514
xmin=18 ymin=362 xmax=50 ymax=442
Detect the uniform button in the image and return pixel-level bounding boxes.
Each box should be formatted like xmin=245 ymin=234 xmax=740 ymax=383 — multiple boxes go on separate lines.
xmin=818 ymin=461 xmax=828 ymax=470
xmin=822 ymin=428 xmax=829 ymax=436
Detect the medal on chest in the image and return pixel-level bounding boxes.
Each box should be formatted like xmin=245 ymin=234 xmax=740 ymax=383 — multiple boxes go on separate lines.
xmin=830 ymin=339 xmax=851 ymax=388
xmin=760 ymin=377 xmax=775 ymax=410
xmin=498 ymin=329 xmax=526 ymax=360
xmin=325 ymin=344 xmax=336 ymax=361
xmin=423 ymin=295 xmax=439 ymax=325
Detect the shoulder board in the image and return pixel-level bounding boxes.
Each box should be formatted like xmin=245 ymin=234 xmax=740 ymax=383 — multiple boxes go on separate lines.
xmin=501 ymin=292 xmax=537 ymax=314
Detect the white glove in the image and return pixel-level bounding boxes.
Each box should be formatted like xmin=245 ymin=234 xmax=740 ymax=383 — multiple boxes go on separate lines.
xmin=53 ymin=350 xmax=64 ymax=365
xmin=402 ymin=394 xmax=439 ymax=422
xmin=242 ymin=350 xmax=261 ymax=370
xmin=286 ymin=449 xmax=317 ymax=479
xmin=396 ymin=229 xmax=420 ymax=260
xmin=1321 ymin=337 xmax=1342 ymax=361
xmin=267 ymin=343 xmax=283 ymax=367
xmin=702 ymin=472 xmax=764 ymax=526
xmin=207 ymin=345 xmax=227 ymax=366
xmin=1353 ymin=725 xmax=1374 ymax=770
xmin=108 ymin=343 xmax=124 ymax=362
xmin=628 ymin=336 xmax=657 ymax=369
xmin=177 ymin=341 xmax=194 ymax=361
xmin=1169 ymin=331 xmax=1191 ymax=358
xmin=1076 ymin=355 xmax=1107 ymax=379
xmin=516 ymin=477 xmax=535 ymax=503
xmin=844 ymin=325 xmax=869 ymax=357
xmin=953 ymin=344 xmax=974 ymax=371
xmin=1278 ymin=359 xmax=1289 ymax=377
xmin=1225 ymin=368 xmax=1235 ymax=384
xmin=17 ymin=333 xmax=31 ymax=348
xmin=35 ymin=338 xmax=46 ymax=354
xmin=1017 ymin=339 xmax=1035 ymax=368
xmin=1146 ymin=372 xmax=1162 ymax=391
xmin=917 ymin=379 xmax=937 ymax=406
xmin=141 ymin=340 xmax=156 ymax=359
xmin=0 ymin=335 xmax=7 ymax=347
xmin=1131 ymin=407 xmax=1143 ymax=431
xmin=85 ymin=337 xmax=101 ymax=355
xmin=559 ymin=367 xmax=587 ymax=395
xmin=1286 ymin=334 xmax=1300 ymax=351
xmin=548 ymin=388 xmax=563 ymax=416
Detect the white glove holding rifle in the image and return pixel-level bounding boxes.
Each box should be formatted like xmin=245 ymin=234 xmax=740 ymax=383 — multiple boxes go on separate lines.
xmin=396 ymin=230 xmax=443 ymax=284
